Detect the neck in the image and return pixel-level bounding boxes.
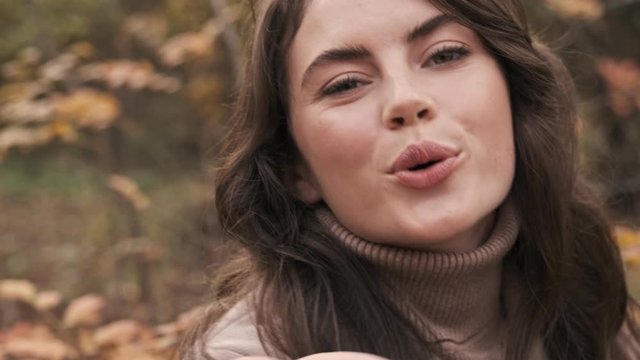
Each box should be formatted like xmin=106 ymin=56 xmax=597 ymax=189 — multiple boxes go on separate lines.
xmin=424 ymin=211 xmax=498 ymax=253
xmin=316 ymin=201 xmax=520 ymax=358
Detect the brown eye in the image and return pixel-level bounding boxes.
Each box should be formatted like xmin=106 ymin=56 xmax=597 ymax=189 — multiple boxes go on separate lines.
xmin=425 ymin=45 xmax=470 ymax=66
xmin=321 ymin=76 xmax=370 ymax=97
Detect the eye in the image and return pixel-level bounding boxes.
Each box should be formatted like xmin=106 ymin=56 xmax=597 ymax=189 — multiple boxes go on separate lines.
xmin=320 ymin=75 xmax=370 ymax=97
xmin=424 ymin=44 xmax=470 ymax=67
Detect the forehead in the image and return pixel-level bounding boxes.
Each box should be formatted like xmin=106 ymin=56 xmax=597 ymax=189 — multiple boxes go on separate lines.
xmin=288 ymin=0 xmax=443 ymax=75
xmin=298 ymin=0 xmax=441 ymax=37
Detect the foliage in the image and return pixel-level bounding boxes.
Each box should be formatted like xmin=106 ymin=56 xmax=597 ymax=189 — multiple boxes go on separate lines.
xmin=545 ymin=0 xmax=604 ymax=19
xmin=0 ymin=1 xmax=240 ymax=356
xmin=596 ymin=58 xmax=640 ymax=118
xmin=0 ymin=279 xmax=201 ymax=359
xmin=617 ymin=226 xmax=640 ymax=267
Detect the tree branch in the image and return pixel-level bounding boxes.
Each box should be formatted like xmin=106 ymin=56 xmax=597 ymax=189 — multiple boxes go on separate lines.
xmin=209 ymin=0 xmax=242 ymax=79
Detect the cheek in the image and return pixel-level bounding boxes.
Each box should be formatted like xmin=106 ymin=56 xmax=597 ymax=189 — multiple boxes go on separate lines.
xmin=480 ymin=117 xmax=515 ymax=183
xmin=445 ymin=66 xmax=514 ymax=185
xmin=483 ymin=98 xmax=515 ymax=184
xmin=291 ymin=104 xmax=379 ymax=173
xmin=455 ymin=69 xmax=513 ymax=158
xmin=483 ymin=83 xmax=514 ymax=164
xmin=469 ymin=99 xmax=513 ymax=161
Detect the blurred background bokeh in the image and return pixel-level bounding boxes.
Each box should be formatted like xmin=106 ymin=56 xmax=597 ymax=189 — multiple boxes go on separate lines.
xmin=0 ymin=0 xmax=639 ymax=358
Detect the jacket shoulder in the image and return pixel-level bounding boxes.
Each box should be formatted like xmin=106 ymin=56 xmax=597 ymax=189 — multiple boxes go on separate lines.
xmin=612 ymin=319 xmax=640 ymax=359
xmin=202 ymin=299 xmax=269 ymax=360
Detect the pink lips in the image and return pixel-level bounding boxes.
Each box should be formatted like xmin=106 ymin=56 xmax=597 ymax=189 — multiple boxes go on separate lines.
xmin=390 ymin=141 xmax=461 ymax=189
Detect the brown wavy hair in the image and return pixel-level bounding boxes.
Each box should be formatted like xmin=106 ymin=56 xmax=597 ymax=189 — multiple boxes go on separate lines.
xmin=183 ymin=0 xmax=639 ymax=359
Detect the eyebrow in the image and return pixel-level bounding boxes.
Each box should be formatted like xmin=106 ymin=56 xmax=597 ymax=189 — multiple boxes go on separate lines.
xmin=300 ymin=14 xmax=453 ymax=88
xmin=406 ymin=14 xmax=452 ymax=43
xmin=301 ymin=45 xmax=371 ymax=87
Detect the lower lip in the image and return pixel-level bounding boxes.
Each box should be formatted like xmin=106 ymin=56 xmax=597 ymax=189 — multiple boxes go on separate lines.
xmin=393 ymin=155 xmax=461 ymax=189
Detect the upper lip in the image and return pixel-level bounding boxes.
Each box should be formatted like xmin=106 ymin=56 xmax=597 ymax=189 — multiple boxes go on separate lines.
xmin=389 ymin=141 xmax=459 ymax=174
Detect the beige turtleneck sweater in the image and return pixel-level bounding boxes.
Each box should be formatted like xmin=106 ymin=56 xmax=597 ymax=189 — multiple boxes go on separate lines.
xmin=316 ymin=202 xmax=522 ymax=360
xmin=203 ymin=203 xmax=640 ymax=360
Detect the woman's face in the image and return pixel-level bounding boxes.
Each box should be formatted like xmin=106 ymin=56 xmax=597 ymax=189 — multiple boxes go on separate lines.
xmin=287 ymin=0 xmax=515 ymax=251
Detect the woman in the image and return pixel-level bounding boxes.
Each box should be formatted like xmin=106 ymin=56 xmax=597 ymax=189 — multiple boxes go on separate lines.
xmin=185 ymin=0 xmax=640 ymax=359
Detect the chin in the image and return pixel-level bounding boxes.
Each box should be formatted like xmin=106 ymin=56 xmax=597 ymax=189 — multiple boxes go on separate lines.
xmin=394 ymin=208 xmax=494 ymax=251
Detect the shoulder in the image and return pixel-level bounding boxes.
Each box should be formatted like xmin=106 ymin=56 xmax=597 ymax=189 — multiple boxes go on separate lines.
xmin=612 ymin=319 xmax=640 ymax=359
xmin=200 ymin=299 xmax=271 ymax=360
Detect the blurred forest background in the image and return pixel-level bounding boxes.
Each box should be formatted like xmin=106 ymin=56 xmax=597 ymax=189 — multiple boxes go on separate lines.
xmin=0 ymin=0 xmax=639 ymax=358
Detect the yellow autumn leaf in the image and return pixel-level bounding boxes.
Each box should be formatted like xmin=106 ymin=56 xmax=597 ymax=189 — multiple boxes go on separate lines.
xmin=76 ymin=328 xmax=99 ymax=356
xmin=54 ymin=89 xmax=120 ymax=130
xmin=123 ymin=12 xmax=168 ymax=48
xmin=147 ymin=75 xmax=181 ymax=93
xmin=0 ymin=99 xmax=55 ymax=124
xmin=545 ymin=0 xmax=603 ymax=19
xmin=615 ymin=226 xmax=640 ymax=268
xmin=62 ymin=293 xmax=107 ymax=328
xmin=78 ymin=60 xmax=180 ymax=93
xmin=48 ymin=120 xmax=78 ymax=142
xmin=176 ymin=305 xmax=206 ymax=331
xmin=4 ymin=338 xmax=76 ymax=360
xmin=159 ymin=31 xmax=213 ymax=67
xmin=94 ymin=319 xmax=144 ymax=348
xmin=622 ymin=246 xmax=640 ymax=268
xmin=0 ymin=126 xmax=55 ymax=158
xmin=69 ymin=41 xmax=96 ymax=60
xmin=596 ymin=58 xmax=640 ymax=117
xmin=1 ymin=48 xmax=41 ymax=81
xmin=105 ymin=344 xmax=163 ymax=360
xmin=40 ymin=53 xmax=78 ymax=83
xmin=615 ymin=226 xmax=640 ymax=248
xmin=107 ymin=174 xmax=151 ymax=211
xmin=597 ymin=58 xmax=640 ymax=93
xmin=0 ymin=83 xmax=54 ymax=124
xmin=17 ymin=47 xmax=43 ymax=66
xmin=0 ymin=82 xmax=44 ymax=103
xmin=0 ymin=279 xmax=37 ymax=303
xmin=158 ymin=17 xmax=229 ymax=67
xmin=34 ymin=290 xmax=63 ymax=311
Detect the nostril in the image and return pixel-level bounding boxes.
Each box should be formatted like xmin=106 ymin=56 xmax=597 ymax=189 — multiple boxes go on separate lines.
xmin=417 ymin=109 xmax=428 ymax=118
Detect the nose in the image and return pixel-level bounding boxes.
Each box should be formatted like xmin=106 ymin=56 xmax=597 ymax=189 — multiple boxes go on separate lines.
xmin=382 ymin=76 xmax=437 ymax=129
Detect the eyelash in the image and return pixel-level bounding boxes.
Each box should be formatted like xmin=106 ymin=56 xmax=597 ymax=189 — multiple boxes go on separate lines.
xmin=321 ymin=75 xmax=370 ymax=97
xmin=425 ymin=44 xmax=470 ymax=66
xmin=319 ymin=44 xmax=470 ymax=98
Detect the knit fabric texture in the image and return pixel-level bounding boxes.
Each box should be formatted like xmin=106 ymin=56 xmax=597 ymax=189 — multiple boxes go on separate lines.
xmin=202 ymin=202 xmax=640 ymax=359
xmin=316 ymin=202 xmax=523 ymax=360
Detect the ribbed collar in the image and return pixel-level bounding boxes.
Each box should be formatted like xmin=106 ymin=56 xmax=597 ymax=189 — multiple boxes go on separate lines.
xmin=316 ymin=202 xmax=520 ymax=358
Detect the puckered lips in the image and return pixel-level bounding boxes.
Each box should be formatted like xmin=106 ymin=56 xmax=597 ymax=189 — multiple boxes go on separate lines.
xmin=389 ymin=141 xmax=461 ymax=189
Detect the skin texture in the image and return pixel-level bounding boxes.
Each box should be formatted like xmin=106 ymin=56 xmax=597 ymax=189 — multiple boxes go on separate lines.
xmin=287 ymin=0 xmax=516 ymax=252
